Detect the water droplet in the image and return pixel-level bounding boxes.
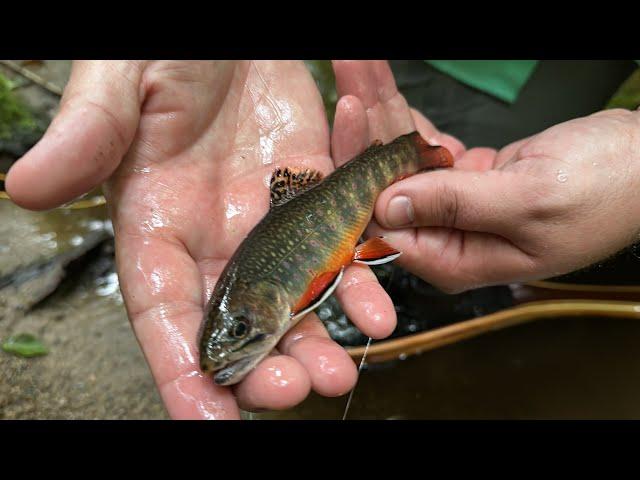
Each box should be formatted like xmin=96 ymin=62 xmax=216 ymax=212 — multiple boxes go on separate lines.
xmin=556 ymin=169 xmax=568 ymax=183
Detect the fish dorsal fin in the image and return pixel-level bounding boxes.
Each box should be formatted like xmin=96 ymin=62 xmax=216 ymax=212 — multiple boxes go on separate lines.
xmin=270 ymin=167 xmax=323 ymax=208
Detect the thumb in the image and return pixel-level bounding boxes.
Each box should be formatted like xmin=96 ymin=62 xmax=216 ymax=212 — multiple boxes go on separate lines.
xmin=6 ymin=61 xmax=145 ymax=210
xmin=371 ymin=168 xmax=545 ymax=292
xmin=375 ymin=167 xmax=532 ymax=236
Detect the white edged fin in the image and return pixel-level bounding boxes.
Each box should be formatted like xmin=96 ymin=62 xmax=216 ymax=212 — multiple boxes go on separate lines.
xmin=291 ymin=267 xmax=345 ymax=323
xmin=353 ymin=251 xmax=402 ymax=266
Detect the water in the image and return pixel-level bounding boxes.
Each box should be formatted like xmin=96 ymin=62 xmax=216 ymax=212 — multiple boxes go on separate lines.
xmin=556 ymin=169 xmax=568 ymax=183
xmin=256 ymin=315 xmax=640 ymax=419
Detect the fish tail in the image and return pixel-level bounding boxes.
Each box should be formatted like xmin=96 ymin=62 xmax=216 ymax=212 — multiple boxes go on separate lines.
xmin=408 ymin=132 xmax=454 ymax=171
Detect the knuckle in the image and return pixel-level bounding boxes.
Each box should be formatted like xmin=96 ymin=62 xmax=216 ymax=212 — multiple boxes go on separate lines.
xmin=427 ymin=182 xmax=460 ymax=228
xmin=520 ymin=175 xmax=575 ymax=223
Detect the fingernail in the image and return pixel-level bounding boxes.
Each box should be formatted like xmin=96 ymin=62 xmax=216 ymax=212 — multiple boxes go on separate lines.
xmin=386 ymin=195 xmax=414 ymax=227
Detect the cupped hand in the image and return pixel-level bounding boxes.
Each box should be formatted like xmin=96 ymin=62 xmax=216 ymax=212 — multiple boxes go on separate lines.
xmin=6 ymin=60 xmax=396 ymax=419
xmin=332 ymin=60 xmax=640 ymax=293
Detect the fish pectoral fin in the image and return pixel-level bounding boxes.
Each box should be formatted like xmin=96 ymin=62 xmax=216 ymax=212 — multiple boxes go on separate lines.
xmin=270 ymin=167 xmax=324 ymax=208
xmin=353 ymin=236 xmax=402 ymax=265
xmin=291 ymin=267 xmax=344 ymax=322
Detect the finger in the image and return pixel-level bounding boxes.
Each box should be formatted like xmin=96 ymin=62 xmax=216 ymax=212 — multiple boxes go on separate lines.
xmin=410 ymin=108 xmax=466 ymax=160
xmin=6 ymin=61 xmax=144 ymax=210
xmin=115 ymin=232 xmax=240 ymax=420
xmin=334 ymin=263 xmax=397 ymax=339
xmin=366 ymin=223 xmax=538 ymax=294
xmin=234 ymin=354 xmax=312 ymax=412
xmin=375 ymin=168 xmax=532 ymax=235
xmin=331 ymin=95 xmax=370 ymax=166
xmin=333 ymin=60 xmax=415 ymax=142
xmin=281 ymin=313 xmax=357 ymax=396
xmin=237 ymin=313 xmax=357 ymax=411
xmin=454 ymin=147 xmax=499 ymax=172
xmin=333 ymin=60 xmax=389 ymax=109
xmin=494 ymin=136 xmax=535 ymax=168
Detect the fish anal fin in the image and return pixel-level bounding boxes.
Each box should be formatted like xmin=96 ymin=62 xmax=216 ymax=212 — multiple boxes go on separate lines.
xmin=270 ymin=167 xmax=323 ymax=208
xmin=353 ymin=236 xmax=402 ymax=265
xmin=291 ymin=267 xmax=344 ymax=322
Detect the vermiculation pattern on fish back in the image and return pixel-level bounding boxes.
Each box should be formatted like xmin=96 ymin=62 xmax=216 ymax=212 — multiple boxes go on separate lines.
xmin=226 ymin=134 xmax=424 ymax=308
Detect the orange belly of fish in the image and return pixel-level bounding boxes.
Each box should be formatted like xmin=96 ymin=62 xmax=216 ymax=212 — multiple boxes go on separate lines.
xmin=291 ymin=234 xmax=360 ymax=315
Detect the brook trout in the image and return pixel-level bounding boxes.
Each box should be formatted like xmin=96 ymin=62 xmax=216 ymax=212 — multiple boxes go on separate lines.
xmin=198 ymin=131 xmax=454 ymax=385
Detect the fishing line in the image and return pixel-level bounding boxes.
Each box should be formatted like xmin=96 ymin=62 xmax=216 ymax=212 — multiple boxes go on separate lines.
xmin=342 ymin=335 xmax=371 ymax=420
xmin=342 ymin=263 xmax=396 ymax=420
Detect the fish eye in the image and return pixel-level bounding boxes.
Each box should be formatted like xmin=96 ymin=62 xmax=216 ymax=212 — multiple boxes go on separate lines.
xmin=232 ymin=317 xmax=250 ymax=339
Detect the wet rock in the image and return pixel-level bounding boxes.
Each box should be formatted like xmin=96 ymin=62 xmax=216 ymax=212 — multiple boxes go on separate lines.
xmin=0 ymin=202 xmax=112 ymax=322
xmin=0 ymin=198 xmax=166 ymax=419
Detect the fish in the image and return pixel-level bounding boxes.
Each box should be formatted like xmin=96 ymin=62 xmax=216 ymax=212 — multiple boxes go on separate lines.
xmin=198 ymin=131 xmax=454 ymax=385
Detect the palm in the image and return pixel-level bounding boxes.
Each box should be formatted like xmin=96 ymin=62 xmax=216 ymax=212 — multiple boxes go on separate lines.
xmin=7 ymin=60 xmax=398 ymax=419
xmin=105 ymin=61 xmax=391 ymax=418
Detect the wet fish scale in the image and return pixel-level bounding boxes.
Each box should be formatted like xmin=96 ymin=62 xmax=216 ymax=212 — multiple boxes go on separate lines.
xmin=250 ymin=136 xmax=440 ymax=298
xmin=223 ymin=133 xmax=444 ymax=301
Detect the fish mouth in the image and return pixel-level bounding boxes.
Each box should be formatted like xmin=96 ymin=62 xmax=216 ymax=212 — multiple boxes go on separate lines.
xmin=212 ymin=352 xmax=266 ymax=386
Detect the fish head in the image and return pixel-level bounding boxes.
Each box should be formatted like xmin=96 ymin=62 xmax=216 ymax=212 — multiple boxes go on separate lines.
xmin=198 ymin=279 xmax=291 ymax=386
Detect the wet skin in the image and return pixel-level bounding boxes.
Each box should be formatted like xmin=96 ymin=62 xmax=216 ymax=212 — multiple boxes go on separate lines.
xmin=6 ymin=61 xmax=399 ymax=419
xmin=333 ymin=60 xmax=640 ymax=294
xmin=9 ymin=60 xmax=638 ymax=418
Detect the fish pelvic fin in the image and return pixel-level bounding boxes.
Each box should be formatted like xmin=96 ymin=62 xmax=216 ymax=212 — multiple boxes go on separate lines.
xmin=270 ymin=167 xmax=323 ymax=208
xmin=353 ymin=236 xmax=402 ymax=265
xmin=291 ymin=267 xmax=344 ymax=322
xmin=408 ymin=131 xmax=455 ymax=171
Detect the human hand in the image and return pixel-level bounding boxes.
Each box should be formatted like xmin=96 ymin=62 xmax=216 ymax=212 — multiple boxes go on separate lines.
xmin=6 ymin=60 xmax=396 ymax=419
xmin=332 ymin=60 xmax=640 ymax=293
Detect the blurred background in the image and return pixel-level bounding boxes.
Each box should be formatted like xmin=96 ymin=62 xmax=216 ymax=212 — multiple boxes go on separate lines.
xmin=2 ymin=60 xmax=640 ymax=420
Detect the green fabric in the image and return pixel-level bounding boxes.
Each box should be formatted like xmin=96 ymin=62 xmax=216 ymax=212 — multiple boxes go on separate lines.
xmin=425 ymin=60 xmax=539 ymax=104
